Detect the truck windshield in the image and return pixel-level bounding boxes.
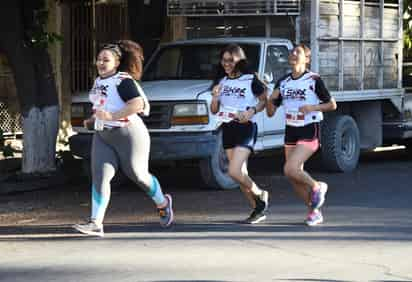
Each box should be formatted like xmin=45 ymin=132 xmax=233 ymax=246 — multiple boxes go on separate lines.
xmin=142 ymin=43 xmax=260 ymax=81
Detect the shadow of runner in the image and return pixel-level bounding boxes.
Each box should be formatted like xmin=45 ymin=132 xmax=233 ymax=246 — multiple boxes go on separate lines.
xmin=0 ymin=222 xmax=412 ymax=242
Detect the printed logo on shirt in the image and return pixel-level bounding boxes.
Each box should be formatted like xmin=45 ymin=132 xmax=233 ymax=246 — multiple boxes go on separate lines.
xmin=284 ymin=88 xmax=306 ymax=101
xmin=95 ymin=84 xmax=109 ymax=97
xmin=221 ymin=85 xmax=246 ymax=98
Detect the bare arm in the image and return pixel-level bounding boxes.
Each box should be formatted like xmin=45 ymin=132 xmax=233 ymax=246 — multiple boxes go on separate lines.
xmin=266 ymin=88 xmax=280 ymax=117
xmin=238 ymin=89 xmax=267 ymax=123
xmin=210 ymin=85 xmax=221 ymax=114
xmin=299 ymin=97 xmax=337 ymax=114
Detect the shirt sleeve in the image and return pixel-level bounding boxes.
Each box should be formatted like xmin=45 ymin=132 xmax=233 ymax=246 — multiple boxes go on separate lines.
xmin=117 ymin=78 xmax=141 ymax=102
xmin=314 ymin=77 xmax=332 ymax=103
xmin=251 ymin=75 xmax=266 ymax=97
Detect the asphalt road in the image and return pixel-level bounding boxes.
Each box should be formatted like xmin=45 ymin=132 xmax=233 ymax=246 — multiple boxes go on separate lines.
xmin=0 ymin=148 xmax=411 ymax=282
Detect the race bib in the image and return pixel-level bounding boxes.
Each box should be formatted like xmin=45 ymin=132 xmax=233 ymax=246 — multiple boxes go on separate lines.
xmin=285 ymin=109 xmax=305 ymax=127
xmin=216 ymin=106 xmax=239 ymax=123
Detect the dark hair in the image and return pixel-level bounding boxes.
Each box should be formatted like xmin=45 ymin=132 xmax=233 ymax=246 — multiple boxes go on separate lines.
xmin=211 ymin=44 xmax=251 ymax=88
xmin=115 ymin=40 xmax=145 ymax=81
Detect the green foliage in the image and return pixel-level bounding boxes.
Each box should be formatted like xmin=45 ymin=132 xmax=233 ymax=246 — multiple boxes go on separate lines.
xmin=404 ymin=0 xmax=412 ymax=56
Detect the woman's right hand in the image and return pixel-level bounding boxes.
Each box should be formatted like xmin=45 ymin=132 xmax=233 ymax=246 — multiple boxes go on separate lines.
xmin=83 ymin=117 xmax=95 ymax=130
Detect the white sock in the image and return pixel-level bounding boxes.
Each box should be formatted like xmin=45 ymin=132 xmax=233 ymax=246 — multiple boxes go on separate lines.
xmin=250 ymin=182 xmax=262 ymax=196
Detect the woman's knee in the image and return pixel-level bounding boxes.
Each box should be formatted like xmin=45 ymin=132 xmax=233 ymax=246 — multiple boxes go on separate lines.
xmin=284 ymin=162 xmax=300 ymax=180
xmin=228 ymin=165 xmax=242 ymax=182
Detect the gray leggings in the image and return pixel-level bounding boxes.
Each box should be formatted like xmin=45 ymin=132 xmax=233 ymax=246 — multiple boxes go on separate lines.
xmin=91 ymin=118 xmax=153 ymax=197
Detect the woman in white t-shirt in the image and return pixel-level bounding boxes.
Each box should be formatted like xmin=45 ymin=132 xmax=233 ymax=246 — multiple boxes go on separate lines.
xmin=73 ymin=40 xmax=174 ymax=237
xmin=267 ymin=44 xmax=337 ymax=226
xmin=210 ymin=44 xmax=269 ymax=224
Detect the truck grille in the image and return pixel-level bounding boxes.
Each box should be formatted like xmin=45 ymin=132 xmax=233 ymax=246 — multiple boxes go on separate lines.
xmin=142 ymin=102 xmax=172 ymax=129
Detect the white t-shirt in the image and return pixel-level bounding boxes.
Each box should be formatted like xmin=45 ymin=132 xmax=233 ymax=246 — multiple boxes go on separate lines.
xmin=217 ymin=74 xmax=265 ymax=123
xmin=273 ymin=71 xmax=331 ymax=126
xmin=89 ymin=72 xmax=148 ymax=127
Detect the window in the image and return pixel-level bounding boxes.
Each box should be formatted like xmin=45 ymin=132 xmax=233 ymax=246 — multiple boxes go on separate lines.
xmin=143 ymin=43 xmax=261 ymax=81
xmin=264 ymin=45 xmax=290 ymax=84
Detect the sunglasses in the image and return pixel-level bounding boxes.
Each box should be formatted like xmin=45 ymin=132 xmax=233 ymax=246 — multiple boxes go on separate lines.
xmin=101 ymin=44 xmax=122 ymax=58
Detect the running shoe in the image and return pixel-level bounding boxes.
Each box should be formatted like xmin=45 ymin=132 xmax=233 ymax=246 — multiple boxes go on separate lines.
xmin=73 ymin=220 xmax=104 ymax=237
xmin=305 ymin=210 xmax=323 ymax=226
xmin=158 ymin=194 xmax=174 ymax=227
xmin=255 ymin=190 xmax=269 ymax=214
xmin=310 ymin=182 xmax=328 ymax=209
xmin=243 ymin=209 xmax=267 ymax=224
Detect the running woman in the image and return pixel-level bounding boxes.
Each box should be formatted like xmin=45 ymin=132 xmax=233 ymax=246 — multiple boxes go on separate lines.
xmin=210 ymin=44 xmax=269 ymax=224
xmin=267 ymin=44 xmax=337 ymax=226
xmin=73 ymin=40 xmax=174 ymax=237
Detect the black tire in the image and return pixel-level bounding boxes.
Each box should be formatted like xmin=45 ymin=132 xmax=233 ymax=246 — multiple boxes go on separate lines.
xmin=199 ymin=131 xmax=239 ymax=190
xmin=320 ymin=115 xmax=360 ymax=172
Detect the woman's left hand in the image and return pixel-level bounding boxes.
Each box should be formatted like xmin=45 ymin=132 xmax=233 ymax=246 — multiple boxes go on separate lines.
xmin=95 ymin=109 xmax=113 ymax=121
xmin=298 ymin=105 xmax=316 ymax=114
xmin=238 ymin=108 xmax=255 ymax=123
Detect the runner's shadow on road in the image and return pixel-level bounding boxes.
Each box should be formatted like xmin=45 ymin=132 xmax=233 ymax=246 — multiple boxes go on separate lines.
xmin=278 ymin=279 xmax=353 ymax=282
xmin=276 ymin=278 xmax=412 ymax=282
xmin=149 ymin=281 xmax=236 ymax=282
xmin=1 ymin=222 xmax=412 ymax=242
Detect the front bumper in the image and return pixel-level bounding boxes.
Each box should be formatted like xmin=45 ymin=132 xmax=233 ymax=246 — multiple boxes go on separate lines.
xmin=69 ymin=131 xmax=218 ymax=161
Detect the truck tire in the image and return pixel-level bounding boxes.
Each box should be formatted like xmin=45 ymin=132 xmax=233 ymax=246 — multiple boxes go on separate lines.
xmin=320 ymin=115 xmax=360 ymax=172
xmin=199 ymin=131 xmax=239 ymax=190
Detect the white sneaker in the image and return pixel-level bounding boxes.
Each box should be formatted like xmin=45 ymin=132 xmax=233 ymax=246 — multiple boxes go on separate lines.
xmin=305 ymin=210 xmax=324 ymax=226
xmin=73 ymin=221 xmax=104 ymax=237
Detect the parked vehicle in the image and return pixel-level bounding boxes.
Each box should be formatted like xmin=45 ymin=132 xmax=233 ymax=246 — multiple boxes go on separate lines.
xmin=69 ymin=1 xmax=412 ymax=189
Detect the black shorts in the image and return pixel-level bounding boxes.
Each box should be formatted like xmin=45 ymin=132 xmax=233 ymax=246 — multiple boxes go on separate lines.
xmin=285 ymin=122 xmax=320 ymax=146
xmin=221 ymin=121 xmax=257 ymax=152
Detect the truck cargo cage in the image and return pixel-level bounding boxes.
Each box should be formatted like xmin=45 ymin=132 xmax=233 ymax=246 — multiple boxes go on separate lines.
xmin=167 ymin=0 xmax=301 ymax=16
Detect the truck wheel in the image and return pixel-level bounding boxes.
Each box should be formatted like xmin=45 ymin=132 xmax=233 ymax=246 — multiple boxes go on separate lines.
xmin=320 ymin=115 xmax=360 ymax=172
xmin=199 ymin=131 xmax=239 ymax=190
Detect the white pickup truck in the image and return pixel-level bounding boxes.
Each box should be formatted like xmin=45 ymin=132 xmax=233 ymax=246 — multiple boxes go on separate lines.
xmin=69 ymin=37 xmax=412 ymax=189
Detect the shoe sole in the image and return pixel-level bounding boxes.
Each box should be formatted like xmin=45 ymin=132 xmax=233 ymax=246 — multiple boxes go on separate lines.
xmin=160 ymin=194 xmax=174 ymax=228
xmin=312 ymin=182 xmax=328 ymax=209
xmin=73 ymin=225 xmax=104 ymax=237
xmin=305 ymin=218 xmax=323 ymax=226
xmin=248 ymin=215 xmax=267 ymax=224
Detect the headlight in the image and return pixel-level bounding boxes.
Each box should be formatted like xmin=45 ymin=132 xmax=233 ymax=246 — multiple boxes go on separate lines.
xmin=171 ymin=102 xmax=209 ymax=125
